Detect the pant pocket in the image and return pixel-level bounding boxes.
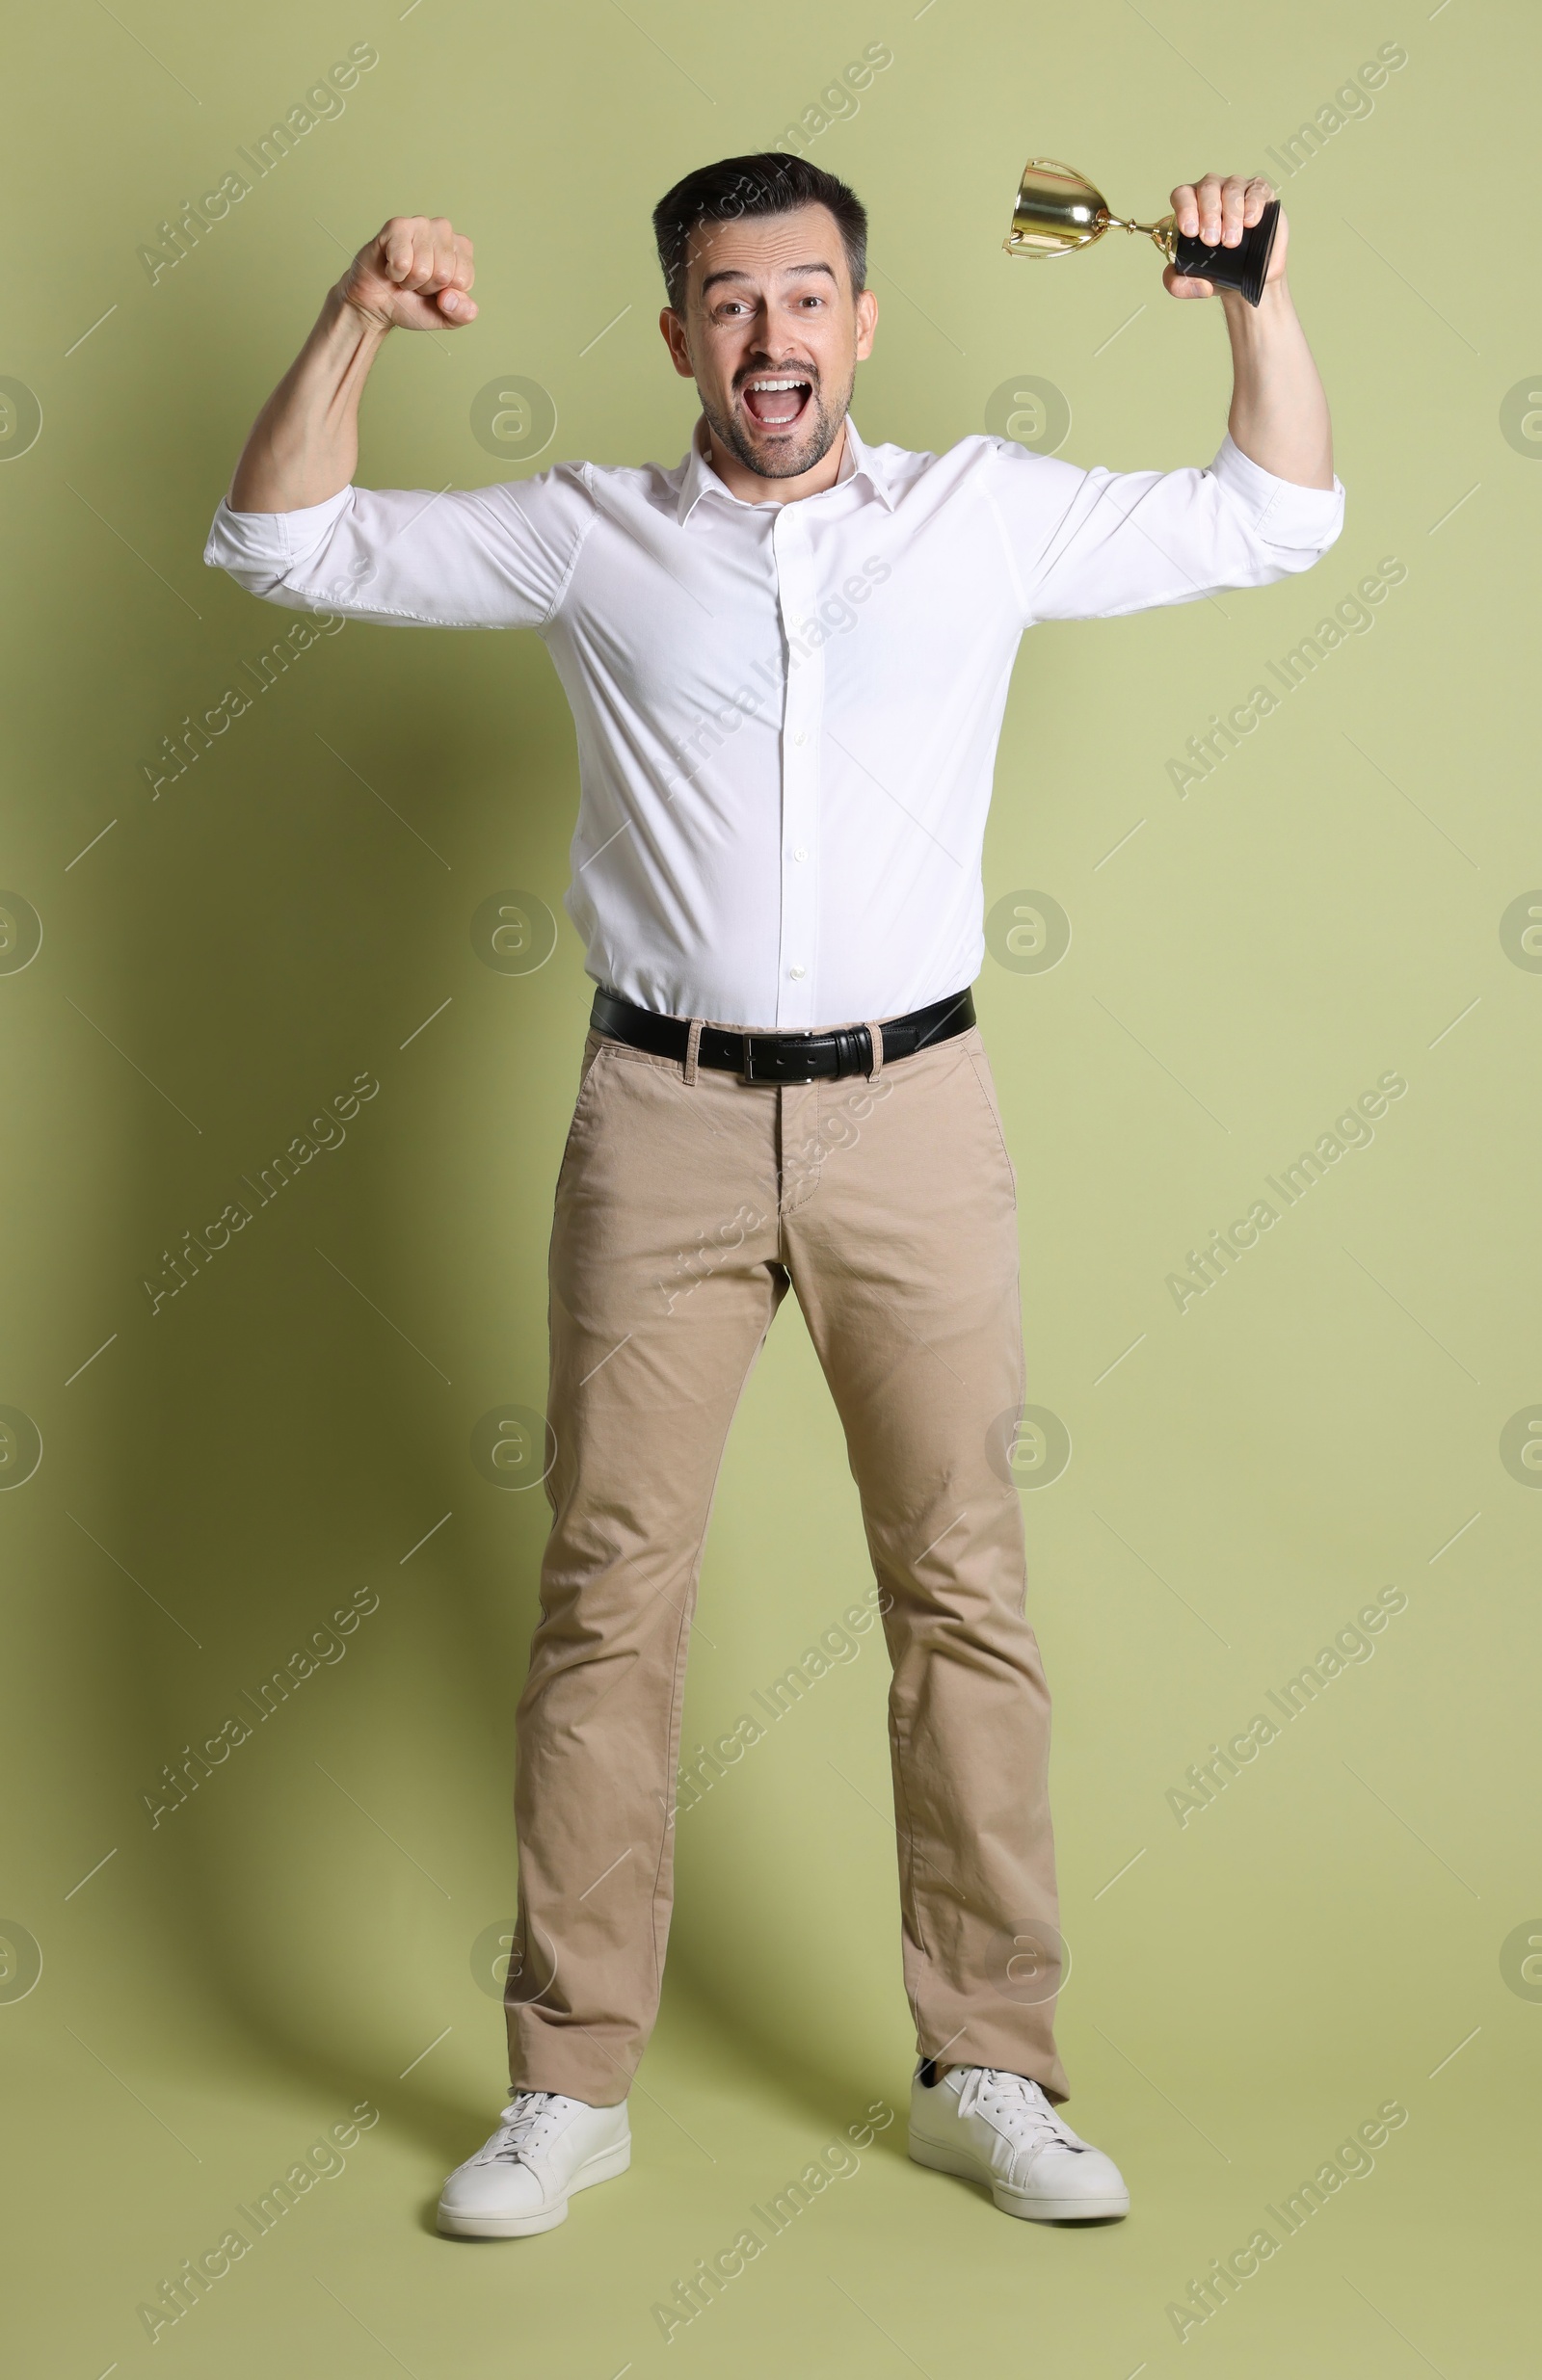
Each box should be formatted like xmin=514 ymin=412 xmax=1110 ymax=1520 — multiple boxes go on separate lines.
xmin=967 ymin=1042 xmax=1019 ymax=1198
xmin=555 ymin=1034 xmax=610 ymax=1183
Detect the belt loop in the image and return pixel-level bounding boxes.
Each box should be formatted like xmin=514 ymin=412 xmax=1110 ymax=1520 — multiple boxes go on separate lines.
xmin=865 ymin=1020 xmax=884 ymax=1081
xmin=683 ymin=1017 xmax=704 ymax=1086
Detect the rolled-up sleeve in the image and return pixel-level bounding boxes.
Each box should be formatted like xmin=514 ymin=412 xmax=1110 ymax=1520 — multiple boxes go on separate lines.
xmin=202 ymin=466 xmax=597 ymax=631
xmin=988 ymin=431 xmax=1345 ymax=625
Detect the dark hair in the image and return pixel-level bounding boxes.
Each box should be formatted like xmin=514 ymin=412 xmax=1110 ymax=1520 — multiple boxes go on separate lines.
xmin=652 ymin=152 xmax=868 ymax=311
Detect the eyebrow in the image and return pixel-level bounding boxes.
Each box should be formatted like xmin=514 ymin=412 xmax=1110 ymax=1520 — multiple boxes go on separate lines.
xmin=699 ymin=261 xmax=838 ymax=295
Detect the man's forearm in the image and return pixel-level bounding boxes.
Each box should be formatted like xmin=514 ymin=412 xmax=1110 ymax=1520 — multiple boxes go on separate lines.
xmin=227 ymin=289 xmax=390 ymax=516
xmin=1220 ymin=278 xmax=1334 ymax=491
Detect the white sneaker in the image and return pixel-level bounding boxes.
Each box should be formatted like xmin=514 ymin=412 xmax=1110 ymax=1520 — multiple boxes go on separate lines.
xmin=437 ymin=2090 xmax=631 ymax=2237
xmin=909 ymin=2061 xmax=1130 ymax=2222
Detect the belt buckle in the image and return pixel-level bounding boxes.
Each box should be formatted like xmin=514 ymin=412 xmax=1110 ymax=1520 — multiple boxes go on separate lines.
xmin=742 ymin=1033 xmax=815 ymax=1085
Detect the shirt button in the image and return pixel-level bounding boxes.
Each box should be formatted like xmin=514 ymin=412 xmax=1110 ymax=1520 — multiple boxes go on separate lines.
xmin=789 ymin=965 xmax=806 ymax=980
xmin=792 ymin=730 xmax=808 ymax=747
xmin=791 ymin=845 xmax=808 ymax=861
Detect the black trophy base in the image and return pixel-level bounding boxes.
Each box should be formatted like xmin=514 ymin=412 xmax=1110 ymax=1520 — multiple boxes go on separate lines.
xmin=1172 ymin=197 xmax=1279 ymax=306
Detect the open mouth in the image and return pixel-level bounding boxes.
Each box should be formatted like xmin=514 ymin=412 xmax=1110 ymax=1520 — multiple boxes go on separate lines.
xmin=740 ymin=375 xmax=814 ymax=432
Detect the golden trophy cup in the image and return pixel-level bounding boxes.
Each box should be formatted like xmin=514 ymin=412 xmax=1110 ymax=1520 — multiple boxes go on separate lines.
xmin=1004 ymin=157 xmax=1279 ymax=305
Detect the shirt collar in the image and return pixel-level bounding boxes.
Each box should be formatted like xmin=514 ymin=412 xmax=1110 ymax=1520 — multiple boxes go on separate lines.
xmin=675 ymin=413 xmax=893 ymax=525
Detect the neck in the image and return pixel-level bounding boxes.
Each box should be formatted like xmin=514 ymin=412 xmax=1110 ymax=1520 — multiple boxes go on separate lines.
xmin=701 ymin=415 xmax=849 ymax=507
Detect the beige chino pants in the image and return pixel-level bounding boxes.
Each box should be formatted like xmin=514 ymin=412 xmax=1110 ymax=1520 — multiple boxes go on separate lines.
xmin=506 ymin=1017 xmax=1070 ymax=2107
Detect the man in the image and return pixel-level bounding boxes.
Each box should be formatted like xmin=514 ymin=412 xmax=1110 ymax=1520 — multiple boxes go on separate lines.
xmin=206 ymin=151 xmax=1342 ymax=2239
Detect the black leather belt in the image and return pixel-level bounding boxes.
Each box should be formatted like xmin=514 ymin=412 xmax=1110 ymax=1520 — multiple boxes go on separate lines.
xmin=589 ymin=985 xmax=975 ymax=1083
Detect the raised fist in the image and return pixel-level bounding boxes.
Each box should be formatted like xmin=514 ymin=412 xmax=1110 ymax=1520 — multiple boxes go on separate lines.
xmin=1163 ymin=174 xmax=1287 ymax=300
xmin=339 ymin=216 xmax=477 ymax=331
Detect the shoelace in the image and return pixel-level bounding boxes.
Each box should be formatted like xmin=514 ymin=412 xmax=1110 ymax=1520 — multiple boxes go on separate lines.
xmin=954 ymin=2068 xmax=1086 ymax=2169
xmin=485 ymin=2091 xmax=570 ymax=2167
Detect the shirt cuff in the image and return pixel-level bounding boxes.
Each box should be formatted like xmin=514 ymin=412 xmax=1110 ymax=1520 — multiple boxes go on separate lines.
xmin=1208 ymin=432 xmax=1344 ymax=549
xmin=202 ymin=485 xmax=355 ymax=570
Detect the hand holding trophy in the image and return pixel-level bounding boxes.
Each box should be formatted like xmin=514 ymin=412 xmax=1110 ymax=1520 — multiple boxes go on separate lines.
xmin=1005 ymin=161 xmax=1283 ymax=304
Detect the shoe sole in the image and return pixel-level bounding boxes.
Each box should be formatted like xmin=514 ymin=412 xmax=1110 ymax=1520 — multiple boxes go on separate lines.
xmin=437 ymin=2135 xmax=631 ymax=2238
xmin=908 ymin=2134 xmax=1129 ymax=2223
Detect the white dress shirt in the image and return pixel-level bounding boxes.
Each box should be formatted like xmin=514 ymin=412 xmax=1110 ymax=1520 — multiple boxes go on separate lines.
xmin=204 ymin=418 xmax=1343 ymax=1030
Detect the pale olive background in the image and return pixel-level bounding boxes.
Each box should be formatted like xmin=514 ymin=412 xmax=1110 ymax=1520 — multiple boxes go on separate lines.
xmin=2 ymin=0 xmax=1538 ymax=2372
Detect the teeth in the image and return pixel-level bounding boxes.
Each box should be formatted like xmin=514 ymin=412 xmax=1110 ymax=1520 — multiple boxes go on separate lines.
xmin=746 ymin=378 xmax=810 ymax=392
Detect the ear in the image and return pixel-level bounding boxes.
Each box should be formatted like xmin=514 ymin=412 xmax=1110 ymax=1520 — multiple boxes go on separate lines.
xmin=854 ymin=287 xmax=878 ymax=362
xmin=658 ymin=306 xmax=696 ymax=380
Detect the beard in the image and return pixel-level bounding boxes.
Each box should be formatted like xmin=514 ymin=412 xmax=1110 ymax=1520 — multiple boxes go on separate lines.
xmin=702 ymin=362 xmax=854 ymax=481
